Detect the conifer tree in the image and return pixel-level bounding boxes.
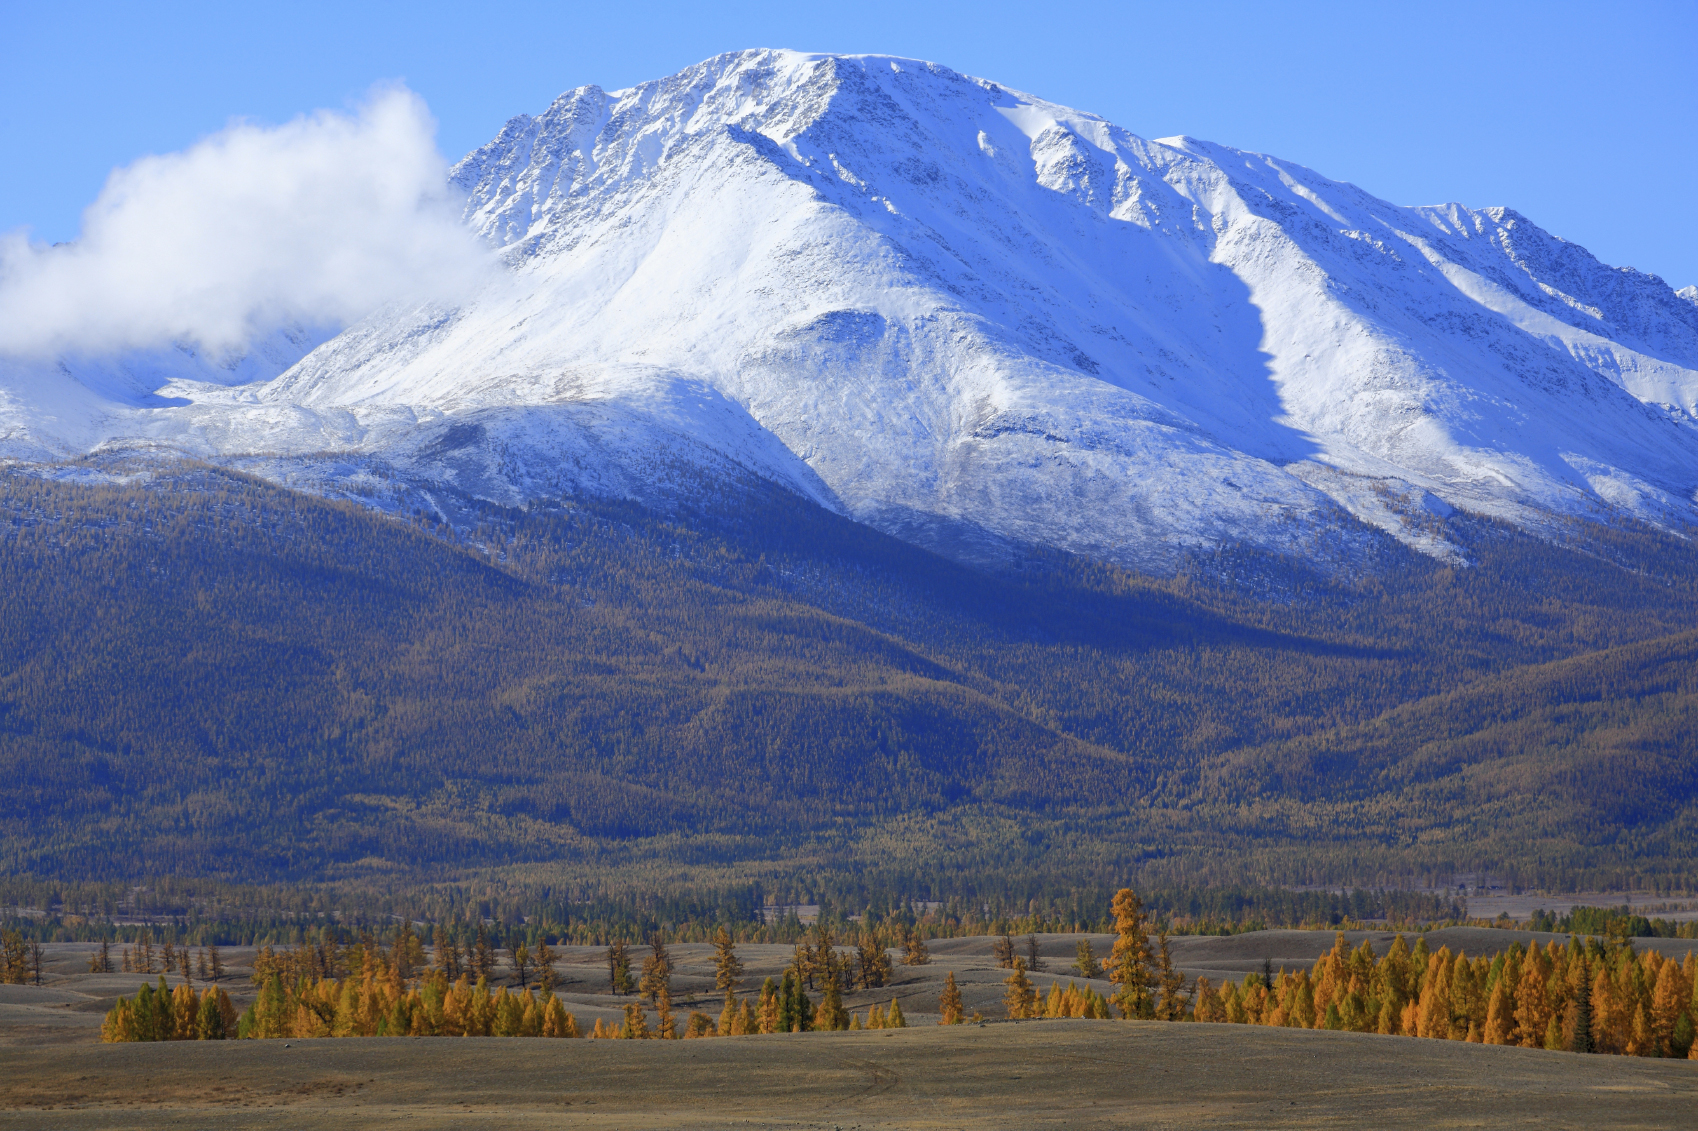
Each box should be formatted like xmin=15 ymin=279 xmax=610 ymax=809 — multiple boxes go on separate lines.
xmin=194 ymin=987 xmax=232 ymax=1039
xmin=1026 ymin=935 xmax=1045 ymax=973
xmin=1377 ymin=935 xmax=1411 ymax=1019
xmin=2 ymin=930 xmax=29 ymax=984
xmin=171 ymin=982 xmax=198 ymax=1040
xmin=1483 ymin=978 xmax=1516 ymax=1045
xmin=540 ymin=993 xmax=579 ymax=1037
xmin=1650 ymin=959 xmax=1685 ymax=1055
xmin=468 ymin=977 xmax=496 ymax=1037
xmin=1108 ymin=888 xmax=1153 ymax=1020
xmin=101 ymin=996 xmax=136 ymax=1042
xmin=1073 ymin=939 xmax=1100 ymax=980
xmin=1628 ymin=1002 xmax=1653 ymax=1057
xmin=887 ymin=997 xmax=907 ymax=1028
xmin=1590 ymin=965 xmax=1625 ymax=1054
xmin=777 ymin=972 xmax=796 ymax=1034
xmin=993 ymin=932 xmax=1016 ymax=969
xmin=1155 ymin=930 xmax=1185 ymax=1021
xmin=1004 ymin=957 xmax=1038 ymax=1020
xmin=536 ymin=939 xmax=558 ymax=994
xmin=392 ymin=921 xmax=417 ymax=985
xmin=758 ymin=977 xmax=781 ymax=1034
xmin=512 ymin=943 xmax=532 ymax=991
xmin=90 ymin=939 xmax=112 ymax=974
xmin=1514 ymin=953 xmax=1552 ymax=1048
xmin=815 ymin=966 xmax=849 ymax=1031
xmin=28 ymin=940 xmax=44 ymax=986
xmin=207 ymin=944 xmax=224 ymax=985
xmin=857 ymin=931 xmax=893 ymax=989
xmin=656 ymin=988 xmax=678 ymax=1039
xmin=1448 ymin=953 xmax=1482 ymax=1040
xmin=620 ymin=1001 xmax=652 ymax=1039
xmin=713 ymin=927 xmax=744 ymax=1002
xmin=482 ymin=987 xmax=518 ymax=1038
xmin=434 ymin=926 xmax=460 ymax=981
xmin=855 ymin=933 xmax=876 ymax=989
xmin=473 ymin=926 xmax=495 ymax=982
xmin=1193 ymin=977 xmax=1224 ymax=1023
xmin=516 ymin=989 xmax=541 ymax=1037
xmin=793 ymin=937 xmax=816 ymax=992
xmin=789 ymin=971 xmax=814 ymax=1032
xmin=639 ymin=932 xmax=672 ymax=1005
xmin=1569 ymin=966 xmax=1594 ymax=1054
xmin=807 ymin=924 xmax=836 ymax=992
xmin=738 ymin=996 xmax=758 ymax=1036
xmin=902 ymin=930 xmax=930 ymax=966
xmin=252 ymin=973 xmax=290 ymax=1040
xmin=607 ymin=939 xmax=634 ymax=995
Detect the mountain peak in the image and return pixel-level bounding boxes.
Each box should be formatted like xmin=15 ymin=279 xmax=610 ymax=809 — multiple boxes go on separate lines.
xmin=6 ymin=51 xmax=1698 ymax=572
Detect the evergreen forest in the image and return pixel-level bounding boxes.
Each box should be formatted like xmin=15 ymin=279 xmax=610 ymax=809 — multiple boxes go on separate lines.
xmin=3 ymin=455 xmax=1697 ymax=904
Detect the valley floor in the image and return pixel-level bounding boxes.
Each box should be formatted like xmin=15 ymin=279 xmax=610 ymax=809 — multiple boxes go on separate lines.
xmin=14 ymin=928 xmax=1696 ymax=1048
xmin=2 ymin=1021 xmax=1693 ymax=1130
xmin=3 ymin=930 xmax=1695 ymax=1128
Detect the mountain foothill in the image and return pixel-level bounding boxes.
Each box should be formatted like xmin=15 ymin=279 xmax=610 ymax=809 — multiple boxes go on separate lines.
xmin=2 ymin=50 xmax=1697 ymax=898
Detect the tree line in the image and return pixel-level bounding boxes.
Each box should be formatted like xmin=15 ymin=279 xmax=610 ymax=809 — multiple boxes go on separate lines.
xmin=101 ymin=888 xmax=1697 ymax=1060
xmin=992 ymin=890 xmax=1698 ymax=1060
xmin=2 ymin=873 xmax=1468 ymax=952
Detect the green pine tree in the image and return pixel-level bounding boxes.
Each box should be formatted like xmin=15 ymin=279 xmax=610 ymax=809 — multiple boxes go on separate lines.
xmin=790 ymin=971 xmax=813 ymax=1032
xmin=777 ymin=972 xmax=795 ymax=1034
xmin=1570 ymin=972 xmax=1593 ymax=1054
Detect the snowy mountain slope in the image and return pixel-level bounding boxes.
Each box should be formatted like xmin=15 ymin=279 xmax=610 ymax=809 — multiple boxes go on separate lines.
xmin=0 ymin=326 xmax=329 ymax=460
xmin=4 ymin=50 xmax=1697 ymax=571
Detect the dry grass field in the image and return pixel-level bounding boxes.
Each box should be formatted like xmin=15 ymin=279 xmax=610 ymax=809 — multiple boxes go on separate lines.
xmin=3 ymin=928 xmax=1693 ymax=1128
xmin=4 ymin=1021 xmax=1695 ymax=1130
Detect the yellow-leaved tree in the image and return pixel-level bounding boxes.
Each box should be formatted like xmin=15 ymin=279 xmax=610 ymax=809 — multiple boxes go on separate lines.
xmin=1108 ymin=888 xmax=1153 ymax=1020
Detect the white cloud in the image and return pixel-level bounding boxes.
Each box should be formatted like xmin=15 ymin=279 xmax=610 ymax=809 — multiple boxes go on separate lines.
xmin=0 ymin=86 xmax=488 ymax=359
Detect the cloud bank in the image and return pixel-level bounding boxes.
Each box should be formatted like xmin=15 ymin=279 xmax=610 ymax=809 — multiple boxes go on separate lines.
xmin=0 ymin=87 xmax=487 ymax=360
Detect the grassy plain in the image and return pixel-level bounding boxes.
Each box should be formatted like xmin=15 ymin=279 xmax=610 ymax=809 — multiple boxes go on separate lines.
xmin=16 ymin=927 xmax=1696 ymax=1047
xmin=4 ymin=929 xmax=1695 ymax=1128
xmin=3 ymin=1020 xmax=1694 ymax=1130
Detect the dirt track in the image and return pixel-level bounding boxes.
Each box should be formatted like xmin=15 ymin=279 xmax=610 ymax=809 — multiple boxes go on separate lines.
xmin=3 ymin=1020 xmax=1694 ymax=1130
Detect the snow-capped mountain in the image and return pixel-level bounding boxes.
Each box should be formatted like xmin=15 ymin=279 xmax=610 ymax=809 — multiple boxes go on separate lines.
xmin=6 ymin=50 xmax=1698 ymax=570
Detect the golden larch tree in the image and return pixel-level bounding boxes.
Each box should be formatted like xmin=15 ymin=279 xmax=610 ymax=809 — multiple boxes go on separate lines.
xmin=1108 ymin=888 xmax=1153 ymax=1019
xmin=938 ymin=971 xmax=965 ymax=1025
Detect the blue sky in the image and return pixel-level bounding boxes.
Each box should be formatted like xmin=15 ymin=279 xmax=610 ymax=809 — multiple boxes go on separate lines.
xmin=4 ymin=0 xmax=1694 ymax=288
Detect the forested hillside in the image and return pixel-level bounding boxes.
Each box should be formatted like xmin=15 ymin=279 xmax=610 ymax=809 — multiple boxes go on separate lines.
xmin=3 ymin=456 xmax=1696 ymax=894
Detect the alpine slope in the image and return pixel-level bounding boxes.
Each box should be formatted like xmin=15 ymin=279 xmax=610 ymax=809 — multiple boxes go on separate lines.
xmin=6 ymin=50 xmax=1698 ymax=571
